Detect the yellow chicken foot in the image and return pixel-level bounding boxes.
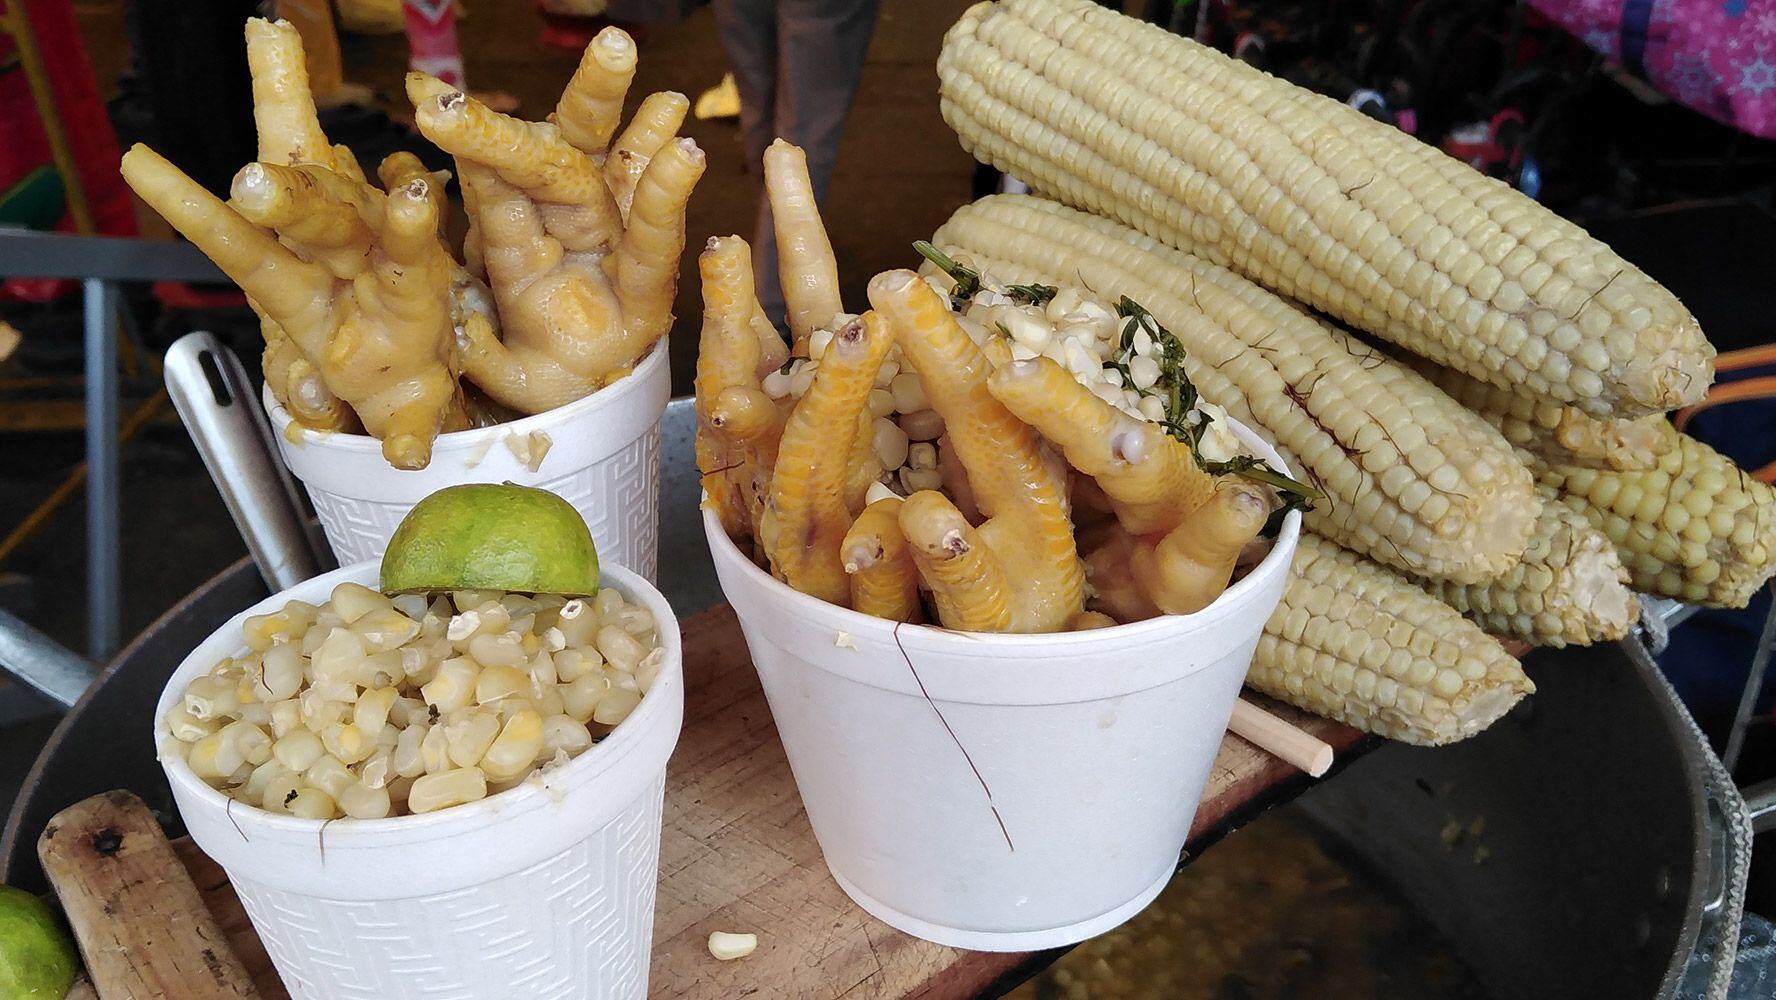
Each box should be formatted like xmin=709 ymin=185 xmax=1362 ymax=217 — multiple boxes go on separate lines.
xmin=899 ymin=490 xmax=1014 ymax=632
xmin=842 ymin=497 xmax=922 ymax=623
xmin=763 ymin=140 xmax=842 ymax=349
xmin=262 ymin=321 xmax=358 ymax=431
xmin=553 ymin=26 xmax=638 ymax=154
xmin=766 ymin=313 xmax=894 ymax=605
xmin=415 ymin=87 xmax=624 ymax=251
xmin=988 ymin=357 xmax=1214 ymax=536
xmin=229 ymin=162 xmax=379 ymax=279
xmin=245 ymin=18 xmax=332 ymax=165
xmin=1133 ymin=481 xmax=1271 ymax=615
xmin=605 ymin=91 xmax=691 ymax=217
xmin=869 ymin=269 xmax=1083 ymax=631
xmin=607 ymin=137 xmax=706 ymax=352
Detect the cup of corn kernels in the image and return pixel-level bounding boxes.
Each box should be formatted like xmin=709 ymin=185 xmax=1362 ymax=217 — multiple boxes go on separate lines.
xmin=162 ymin=579 xmax=664 ymax=819
xmin=153 ymin=561 xmax=683 ymax=1000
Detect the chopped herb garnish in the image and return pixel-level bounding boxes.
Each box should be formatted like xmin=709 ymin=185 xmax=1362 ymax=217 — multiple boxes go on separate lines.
xmin=1111 ymin=295 xmax=1321 ymax=527
xmin=913 ymin=241 xmax=979 ymax=308
xmin=1005 ymin=282 xmax=1059 ymax=307
xmin=779 ymin=353 xmax=800 ymax=376
xmin=913 ymin=240 xmax=1054 ymax=307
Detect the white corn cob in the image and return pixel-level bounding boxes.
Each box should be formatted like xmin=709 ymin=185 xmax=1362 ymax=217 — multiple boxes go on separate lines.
xmin=938 ymin=0 xmax=1713 ymax=418
xmin=1411 ymin=359 xmax=1676 ymax=472
xmin=1255 ymin=534 xmax=1533 ymax=746
xmin=1414 ymin=489 xmax=1639 ymax=647
xmin=1536 ymin=423 xmax=1776 ymax=607
xmin=932 ymin=194 xmax=1541 ymax=584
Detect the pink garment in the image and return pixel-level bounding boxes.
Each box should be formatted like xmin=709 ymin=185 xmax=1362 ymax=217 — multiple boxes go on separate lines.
xmin=1530 ymin=0 xmax=1776 ymax=138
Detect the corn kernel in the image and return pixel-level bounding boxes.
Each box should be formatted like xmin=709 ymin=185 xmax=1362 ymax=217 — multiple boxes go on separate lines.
xmin=635 ymin=648 xmax=667 ymax=693
xmin=481 ymin=711 xmax=545 ymax=781
xmin=596 ymin=626 xmax=649 ymax=673
xmin=444 ymin=711 xmax=501 ymax=768
xmin=422 ymin=657 xmax=480 ymax=713
xmin=468 ymin=632 xmax=527 ymax=668
xmin=475 ymin=663 xmax=530 ymax=704
xmin=707 ymin=932 xmax=758 ymax=961
xmin=560 ymin=673 xmax=609 ymax=723
xmin=273 ymin=729 xmax=326 ymax=773
xmin=329 ymin=582 xmax=392 ymax=624
xmin=338 ymin=779 xmax=392 ymax=819
xmin=419 ymin=723 xmax=452 ymax=774
xmin=306 ymin=754 xmax=354 ymax=798
xmin=165 ymin=703 xmax=214 ymax=742
xmin=408 ymin=767 xmax=488 ymax=814
xmin=541 ymin=715 xmax=594 ymax=757
xmin=393 ymin=723 xmax=429 ymax=777
xmin=184 ymin=675 xmax=239 ymax=722
xmin=899 ymin=408 xmax=945 ymax=442
xmin=593 ymin=687 xmax=641 ymax=727
xmin=287 ymin=788 xmax=338 ymax=820
xmin=354 ymin=608 xmax=422 ymax=652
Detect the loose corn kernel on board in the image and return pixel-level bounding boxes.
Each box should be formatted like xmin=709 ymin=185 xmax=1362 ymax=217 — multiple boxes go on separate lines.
xmin=167 ymin=605 xmax=1374 ymax=999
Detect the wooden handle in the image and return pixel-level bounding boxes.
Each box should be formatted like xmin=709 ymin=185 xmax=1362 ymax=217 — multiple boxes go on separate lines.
xmin=1228 ymin=698 xmax=1335 ymax=777
xmin=39 ymin=790 xmax=260 ymax=999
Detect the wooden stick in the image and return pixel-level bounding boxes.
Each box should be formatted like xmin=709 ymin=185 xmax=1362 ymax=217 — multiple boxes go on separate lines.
xmin=1228 ymin=698 xmax=1335 ymax=777
xmin=39 ymin=790 xmax=260 ymax=1000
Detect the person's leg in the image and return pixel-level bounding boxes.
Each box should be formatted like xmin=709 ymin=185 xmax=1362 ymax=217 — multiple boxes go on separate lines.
xmin=743 ymin=0 xmax=877 ymax=326
xmin=774 ymin=0 xmax=879 ymax=202
xmin=712 ymin=0 xmax=779 ymax=174
xmin=124 ymin=0 xmax=258 ymax=197
xmin=712 ymin=0 xmax=785 ymax=317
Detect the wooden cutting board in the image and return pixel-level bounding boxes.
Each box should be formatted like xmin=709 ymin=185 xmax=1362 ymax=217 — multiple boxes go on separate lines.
xmin=126 ymin=603 xmax=1364 ymax=999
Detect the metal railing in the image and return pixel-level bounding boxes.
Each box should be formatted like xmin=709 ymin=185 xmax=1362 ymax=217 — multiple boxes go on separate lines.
xmin=0 ymin=229 xmax=224 ymax=659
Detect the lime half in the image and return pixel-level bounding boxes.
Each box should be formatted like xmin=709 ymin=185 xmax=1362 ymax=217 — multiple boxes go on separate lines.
xmin=381 ymin=484 xmax=600 ymax=596
xmin=0 ymin=887 xmax=77 ymax=999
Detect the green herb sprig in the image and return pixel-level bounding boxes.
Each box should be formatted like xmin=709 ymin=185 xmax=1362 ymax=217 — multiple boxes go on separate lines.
xmin=913 ymin=240 xmax=1058 ymax=309
xmin=913 ymin=241 xmax=980 ymax=309
xmin=1004 ymin=282 xmax=1058 ymax=307
xmin=1109 ymin=297 xmax=1322 ymax=525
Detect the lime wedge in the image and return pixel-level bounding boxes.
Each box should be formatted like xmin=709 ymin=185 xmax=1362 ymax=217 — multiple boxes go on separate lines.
xmin=0 ymin=886 xmax=77 ymax=999
xmin=380 ymin=484 xmax=599 ymax=596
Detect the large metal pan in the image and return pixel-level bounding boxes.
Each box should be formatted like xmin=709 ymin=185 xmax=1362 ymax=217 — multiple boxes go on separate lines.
xmin=1297 ymin=637 xmax=1743 ymax=999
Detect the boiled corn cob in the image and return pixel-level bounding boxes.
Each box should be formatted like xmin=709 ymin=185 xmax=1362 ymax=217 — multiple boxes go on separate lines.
xmin=938 ymin=0 xmax=1712 ymax=418
xmin=932 ymin=194 xmax=1540 ymax=585
xmin=1253 ymin=534 xmax=1533 ymax=747
xmin=1411 ymin=359 xmax=1675 ymax=472
xmin=1414 ymin=490 xmax=1639 ymax=647
xmin=1536 ymin=423 xmax=1776 ymax=607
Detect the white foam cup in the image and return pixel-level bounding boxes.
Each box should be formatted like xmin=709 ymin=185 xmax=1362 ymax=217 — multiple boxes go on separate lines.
xmin=265 ymin=344 xmax=670 ymax=578
xmin=706 ymin=419 xmax=1301 ymax=951
xmin=155 ymin=559 xmax=683 ymax=999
